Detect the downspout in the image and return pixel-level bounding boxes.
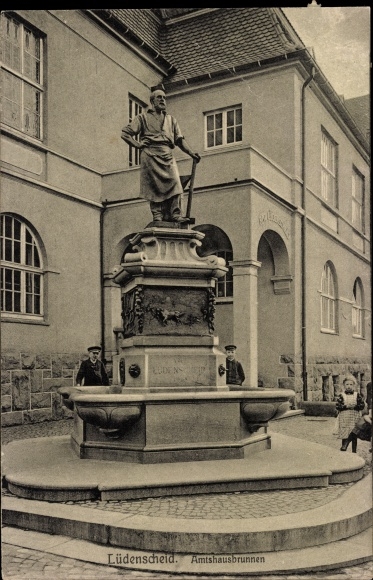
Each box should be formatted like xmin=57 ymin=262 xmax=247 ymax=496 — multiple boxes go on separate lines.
xmin=100 ymin=201 xmax=108 ymax=363
xmin=301 ymin=66 xmax=315 ymax=401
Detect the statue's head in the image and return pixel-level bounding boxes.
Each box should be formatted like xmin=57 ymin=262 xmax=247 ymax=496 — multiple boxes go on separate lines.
xmin=150 ymin=86 xmax=167 ymax=113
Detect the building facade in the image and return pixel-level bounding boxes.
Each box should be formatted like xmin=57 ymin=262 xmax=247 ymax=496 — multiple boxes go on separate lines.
xmin=1 ymin=9 xmax=370 ymax=425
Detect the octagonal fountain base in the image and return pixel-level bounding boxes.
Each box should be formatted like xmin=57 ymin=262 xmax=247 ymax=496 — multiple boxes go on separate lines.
xmin=60 ymin=387 xmax=293 ymax=464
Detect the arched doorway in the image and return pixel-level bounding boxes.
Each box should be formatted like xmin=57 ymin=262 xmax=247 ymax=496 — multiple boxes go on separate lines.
xmin=193 ymin=224 xmax=234 ymax=348
xmin=257 ymin=230 xmax=293 ymax=388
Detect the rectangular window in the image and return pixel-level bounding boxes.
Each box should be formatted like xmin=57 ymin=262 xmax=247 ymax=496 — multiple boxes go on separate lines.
xmin=320 ymin=264 xmax=336 ymax=332
xmin=321 ymin=131 xmax=337 ymax=206
xmin=1 ymin=267 xmax=21 ymax=313
xmin=352 ymin=280 xmax=363 ymax=338
xmin=321 ymin=294 xmax=335 ymax=330
xmin=216 ymin=251 xmax=233 ymax=298
xmin=352 ymin=304 xmax=363 ymax=337
xmin=352 ymin=168 xmax=364 ymax=231
xmin=1 ymin=267 xmax=41 ymax=314
xmin=128 ymin=95 xmax=145 ymax=167
xmin=205 ymin=106 xmax=242 ymax=149
xmin=25 ymin=271 xmax=41 ymax=314
xmin=1 ymin=13 xmax=43 ymax=139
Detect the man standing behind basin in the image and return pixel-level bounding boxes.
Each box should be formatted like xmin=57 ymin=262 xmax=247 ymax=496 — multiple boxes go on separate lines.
xmin=225 ymin=345 xmax=245 ymax=386
xmin=121 ymin=85 xmax=200 ymax=223
xmin=76 ymin=346 xmax=110 ymax=387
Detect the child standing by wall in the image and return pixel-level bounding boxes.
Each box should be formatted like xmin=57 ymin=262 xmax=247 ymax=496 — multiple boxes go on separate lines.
xmin=335 ymin=375 xmax=365 ymax=452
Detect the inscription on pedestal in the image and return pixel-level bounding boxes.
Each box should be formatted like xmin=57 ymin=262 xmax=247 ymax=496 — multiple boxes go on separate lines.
xmin=150 ymin=356 xmax=213 ymax=387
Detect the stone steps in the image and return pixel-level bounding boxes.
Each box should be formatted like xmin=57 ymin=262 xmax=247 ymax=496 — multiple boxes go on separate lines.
xmin=2 ymin=475 xmax=371 ymax=554
xmin=3 ymin=433 xmax=366 ymax=502
xmin=2 ymin=474 xmax=372 ymax=575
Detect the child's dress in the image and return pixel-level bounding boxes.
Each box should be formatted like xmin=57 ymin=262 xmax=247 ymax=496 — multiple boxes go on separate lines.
xmin=335 ymin=391 xmax=365 ymax=439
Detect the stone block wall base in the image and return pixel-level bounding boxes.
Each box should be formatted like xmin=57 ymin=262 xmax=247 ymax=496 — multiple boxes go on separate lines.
xmin=279 ymin=354 xmax=371 ymax=403
xmin=73 ymin=433 xmax=270 ymax=465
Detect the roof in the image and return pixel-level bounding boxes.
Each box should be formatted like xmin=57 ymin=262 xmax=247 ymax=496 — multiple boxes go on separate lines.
xmin=108 ymin=9 xmax=162 ymax=54
xmin=344 ymin=95 xmax=370 ymax=143
xmin=161 ymin=8 xmax=303 ymax=85
xmin=99 ymin=8 xmax=303 ymax=83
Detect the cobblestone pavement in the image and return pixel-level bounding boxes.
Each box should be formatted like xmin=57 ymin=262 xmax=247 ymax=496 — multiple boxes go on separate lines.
xmin=2 ymin=415 xmax=372 ymax=580
xmin=67 ymin=483 xmax=355 ymax=519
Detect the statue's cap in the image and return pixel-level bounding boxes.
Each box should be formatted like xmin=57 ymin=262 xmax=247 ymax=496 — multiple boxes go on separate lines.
xmin=151 ymin=83 xmax=165 ymax=92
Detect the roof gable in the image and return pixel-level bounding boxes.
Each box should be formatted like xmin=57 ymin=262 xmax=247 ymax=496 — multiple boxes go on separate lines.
xmin=161 ymin=8 xmax=303 ymax=85
xmin=104 ymin=8 xmax=303 ymax=84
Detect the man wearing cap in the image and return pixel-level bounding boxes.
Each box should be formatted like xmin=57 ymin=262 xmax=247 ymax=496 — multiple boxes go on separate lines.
xmin=225 ymin=345 xmax=245 ymax=386
xmin=76 ymin=346 xmax=110 ymax=387
xmin=121 ymin=86 xmax=200 ymax=223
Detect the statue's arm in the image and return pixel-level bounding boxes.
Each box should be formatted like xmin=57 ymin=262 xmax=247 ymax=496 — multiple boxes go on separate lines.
xmin=177 ymin=137 xmax=201 ymax=162
xmin=173 ymin=117 xmax=200 ymax=162
xmin=121 ymin=116 xmax=144 ymax=150
xmin=121 ymin=132 xmax=144 ymax=150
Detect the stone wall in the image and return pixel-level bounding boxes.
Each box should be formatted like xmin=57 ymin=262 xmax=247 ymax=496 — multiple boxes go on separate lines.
xmin=2 ymin=351 xmax=90 ymax=426
xmin=278 ymin=354 xmax=371 ymax=403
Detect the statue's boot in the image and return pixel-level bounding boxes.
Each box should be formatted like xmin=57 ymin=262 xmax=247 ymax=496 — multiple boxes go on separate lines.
xmin=172 ymin=215 xmax=190 ymax=223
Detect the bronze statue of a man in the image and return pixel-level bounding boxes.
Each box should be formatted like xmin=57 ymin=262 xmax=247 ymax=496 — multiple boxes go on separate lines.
xmin=121 ymin=87 xmax=200 ymax=223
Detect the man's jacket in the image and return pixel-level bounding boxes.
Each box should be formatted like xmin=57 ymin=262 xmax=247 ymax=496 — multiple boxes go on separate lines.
xmin=226 ymin=359 xmax=245 ymax=385
xmin=76 ymin=359 xmax=109 ymax=386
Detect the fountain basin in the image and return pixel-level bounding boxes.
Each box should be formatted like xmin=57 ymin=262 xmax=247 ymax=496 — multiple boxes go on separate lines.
xmin=59 ymin=387 xmax=295 ymax=464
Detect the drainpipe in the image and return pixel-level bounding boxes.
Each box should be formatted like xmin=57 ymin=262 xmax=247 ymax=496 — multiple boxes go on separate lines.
xmin=301 ymin=66 xmax=315 ymax=401
xmin=100 ymin=201 xmax=108 ymax=363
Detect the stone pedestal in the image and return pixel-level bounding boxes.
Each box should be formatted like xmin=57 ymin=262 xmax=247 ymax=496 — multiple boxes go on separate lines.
xmin=112 ymin=227 xmax=228 ymax=391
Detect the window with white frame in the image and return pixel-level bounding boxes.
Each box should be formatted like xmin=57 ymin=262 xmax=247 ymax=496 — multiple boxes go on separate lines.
xmin=352 ymin=278 xmax=364 ymax=337
xmin=1 ymin=13 xmax=43 ymax=139
xmin=216 ymin=250 xmax=233 ymax=298
xmin=321 ymin=130 xmax=337 ymax=206
xmin=320 ymin=262 xmax=337 ymax=332
xmin=1 ymin=214 xmax=44 ymax=318
xmin=352 ymin=168 xmax=364 ymax=231
xmin=205 ymin=106 xmax=242 ymax=149
xmin=128 ymin=95 xmax=145 ymax=167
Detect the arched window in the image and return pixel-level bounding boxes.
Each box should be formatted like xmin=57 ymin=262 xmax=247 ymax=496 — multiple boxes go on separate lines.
xmin=320 ymin=262 xmax=337 ymax=332
xmin=352 ymin=278 xmax=364 ymax=337
xmin=193 ymin=225 xmax=233 ymax=299
xmin=1 ymin=214 xmax=44 ymax=318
